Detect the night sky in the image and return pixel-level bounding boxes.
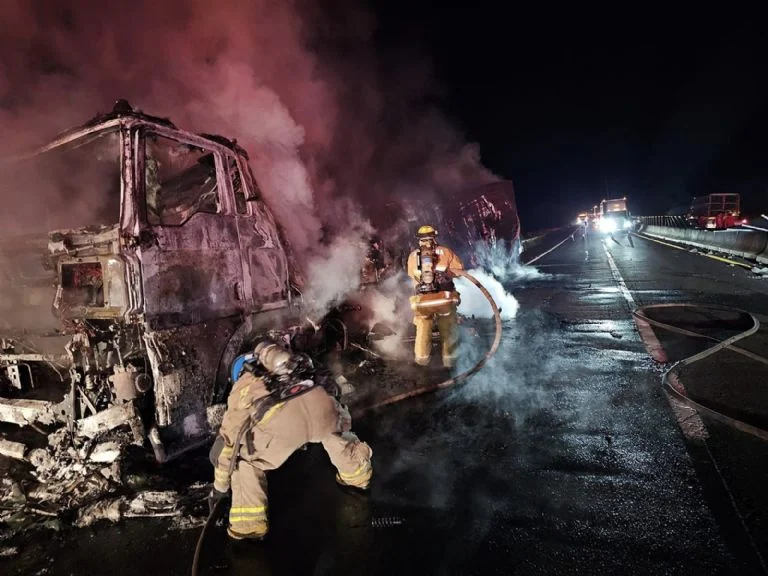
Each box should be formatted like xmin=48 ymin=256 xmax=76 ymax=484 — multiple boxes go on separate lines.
xmin=372 ymin=3 xmax=768 ymax=229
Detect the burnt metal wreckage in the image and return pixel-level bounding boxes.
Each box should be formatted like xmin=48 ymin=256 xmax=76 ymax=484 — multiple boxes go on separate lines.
xmin=0 ymin=100 xmax=303 ymax=466
xmin=0 ymin=101 xmax=520 ymax=535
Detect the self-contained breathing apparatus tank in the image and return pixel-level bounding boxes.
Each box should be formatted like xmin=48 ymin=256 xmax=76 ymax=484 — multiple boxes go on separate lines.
xmin=410 ymin=226 xmax=461 ymax=315
xmin=230 ymin=339 xmax=340 ymax=402
xmin=416 ymin=243 xmax=437 ymax=293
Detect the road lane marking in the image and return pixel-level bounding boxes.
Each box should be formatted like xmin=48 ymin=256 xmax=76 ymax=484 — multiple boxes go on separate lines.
xmin=604 ymin=240 xmax=666 ymax=360
xmin=604 ymin=240 xmax=705 ymax=433
xmin=634 ymin=232 xmax=753 ymax=270
xmin=603 ymin=240 xmax=669 ymax=363
xmin=606 ymin=241 xmax=768 ymax=572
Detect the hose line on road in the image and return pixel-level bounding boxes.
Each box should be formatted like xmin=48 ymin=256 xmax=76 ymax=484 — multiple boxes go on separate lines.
xmin=634 ymin=303 xmax=768 ymax=574
xmin=353 ymin=269 xmax=503 ymax=416
xmin=524 ymin=227 xmax=578 ymax=265
xmin=192 ymin=270 xmax=502 ymax=575
xmin=191 ymin=497 xmax=225 ymax=576
xmin=632 ymin=303 xmax=768 ymax=442
xmin=192 ymin=395 xmax=273 ymax=576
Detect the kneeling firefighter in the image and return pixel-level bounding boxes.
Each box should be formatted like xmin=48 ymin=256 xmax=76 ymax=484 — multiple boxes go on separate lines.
xmin=406 ymin=225 xmax=464 ymax=367
xmin=209 ymin=340 xmax=373 ymax=540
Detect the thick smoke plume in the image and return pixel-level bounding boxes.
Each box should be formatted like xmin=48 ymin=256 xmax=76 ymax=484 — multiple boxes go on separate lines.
xmin=303 ymin=231 xmax=370 ymax=319
xmin=0 ymin=0 xmax=499 ymax=317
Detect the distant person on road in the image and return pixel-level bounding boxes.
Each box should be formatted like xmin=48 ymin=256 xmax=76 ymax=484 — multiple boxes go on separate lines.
xmin=209 ymin=340 xmax=373 ymax=540
xmin=406 ymin=225 xmax=464 ymax=367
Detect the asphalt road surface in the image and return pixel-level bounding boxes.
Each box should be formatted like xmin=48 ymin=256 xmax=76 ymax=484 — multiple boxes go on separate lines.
xmin=4 ymin=227 xmax=768 ymax=575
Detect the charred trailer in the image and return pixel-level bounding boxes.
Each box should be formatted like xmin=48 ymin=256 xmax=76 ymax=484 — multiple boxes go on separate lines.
xmin=440 ymin=180 xmax=521 ymax=271
xmin=687 ymin=193 xmax=740 ymax=229
xmin=0 ymin=101 xmax=300 ymax=461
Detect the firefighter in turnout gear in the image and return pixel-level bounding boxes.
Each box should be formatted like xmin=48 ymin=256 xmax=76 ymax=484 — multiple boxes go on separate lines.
xmin=406 ymin=225 xmax=464 ymax=367
xmin=209 ymin=340 xmax=373 ymax=540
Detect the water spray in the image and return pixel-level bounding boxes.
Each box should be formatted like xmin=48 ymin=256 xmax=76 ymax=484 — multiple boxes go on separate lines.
xmin=353 ymin=268 xmax=503 ymax=415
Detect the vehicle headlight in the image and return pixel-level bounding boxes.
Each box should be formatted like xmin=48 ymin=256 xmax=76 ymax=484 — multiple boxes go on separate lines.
xmin=623 ymin=219 xmax=632 ymax=229
xmin=599 ymin=218 xmax=617 ymax=233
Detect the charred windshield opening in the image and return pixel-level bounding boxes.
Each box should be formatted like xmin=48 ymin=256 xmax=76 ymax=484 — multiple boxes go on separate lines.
xmin=0 ymin=128 xmax=121 ymax=236
xmin=145 ymin=133 xmax=220 ymax=226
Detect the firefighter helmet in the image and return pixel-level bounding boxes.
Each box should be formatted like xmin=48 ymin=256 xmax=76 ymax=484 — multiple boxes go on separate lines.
xmin=254 ymin=341 xmax=293 ymax=375
xmin=416 ymin=225 xmax=437 ymax=239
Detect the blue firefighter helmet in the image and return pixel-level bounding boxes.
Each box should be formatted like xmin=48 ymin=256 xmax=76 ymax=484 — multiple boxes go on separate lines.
xmin=230 ymin=352 xmax=256 ymax=383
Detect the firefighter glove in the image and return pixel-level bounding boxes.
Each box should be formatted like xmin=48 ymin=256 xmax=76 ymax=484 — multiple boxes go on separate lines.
xmin=208 ymin=487 xmax=229 ymax=515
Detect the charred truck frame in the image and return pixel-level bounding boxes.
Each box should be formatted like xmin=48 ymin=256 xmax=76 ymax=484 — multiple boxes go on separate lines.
xmin=0 ymin=101 xmax=297 ymax=461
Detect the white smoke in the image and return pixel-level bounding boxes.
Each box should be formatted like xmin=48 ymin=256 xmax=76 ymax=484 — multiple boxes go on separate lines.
xmin=364 ymin=272 xmax=415 ymax=359
xmin=455 ymin=269 xmax=519 ymax=320
xmin=372 ymin=333 xmax=411 ymax=360
xmin=303 ymin=234 xmax=369 ymax=318
xmin=365 ymin=273 xmax=412 ymax=327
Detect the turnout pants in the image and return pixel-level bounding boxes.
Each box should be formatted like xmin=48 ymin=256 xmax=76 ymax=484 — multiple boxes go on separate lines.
xmin=228 ymin=390 xmax=372 ymax=538
xmin=413 ymin=306 xmax=459 ymax=367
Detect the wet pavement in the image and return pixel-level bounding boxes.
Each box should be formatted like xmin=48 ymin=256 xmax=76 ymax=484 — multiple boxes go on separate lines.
xmin=605 ymin=230 xmax=768 ymax=571
xmin=3 ymin=227 xmax=768 ymax=575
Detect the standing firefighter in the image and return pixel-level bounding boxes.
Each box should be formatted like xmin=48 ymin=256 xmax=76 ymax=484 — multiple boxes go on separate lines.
xmin=209 ymin=340 xmax=373 ymax=540
xmin=406 ymin=225 xmax=464 ymax=367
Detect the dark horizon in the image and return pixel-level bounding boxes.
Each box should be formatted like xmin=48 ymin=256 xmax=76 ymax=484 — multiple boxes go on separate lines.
xmin=372 ymin=3 xmax=768 ymax=230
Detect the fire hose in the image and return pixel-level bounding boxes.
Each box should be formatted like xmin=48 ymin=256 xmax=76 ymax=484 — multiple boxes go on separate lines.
xmin=632 ymin=303 xmax=768 ymax=441
xmin=191 ymin=497 xmax=225 ymax=576
xmin=192 ymin=396 xmax=272 ymax=576
xmin=192 ymin=269 xmax=503 ymax=574
xmin=353 ymin=268 xmax=503 ymax=415
xmin=633 ymin=303 xmax=768 ymax=573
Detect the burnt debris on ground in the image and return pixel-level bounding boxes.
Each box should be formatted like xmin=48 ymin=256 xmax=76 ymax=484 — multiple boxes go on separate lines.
xmin=0 ymin=311 xmax=500 ymax=557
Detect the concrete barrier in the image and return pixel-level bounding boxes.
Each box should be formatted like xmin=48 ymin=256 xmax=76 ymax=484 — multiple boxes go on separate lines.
xmin=641 ymin=224 xmax=768 ymax=264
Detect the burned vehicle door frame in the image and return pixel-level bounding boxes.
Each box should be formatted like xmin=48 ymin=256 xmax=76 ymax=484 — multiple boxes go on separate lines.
xmin=204 ymin=151 xmax=295 ymax=405
xmin=134 ymin=126 xmax=246 ymax=327
xmin=132 ymin=125 xmax=256 ymax=440
xmin=227 ymin=156 xmax=291 ymax=312
xmin=132 ymin=124 xmax=294 ymax=447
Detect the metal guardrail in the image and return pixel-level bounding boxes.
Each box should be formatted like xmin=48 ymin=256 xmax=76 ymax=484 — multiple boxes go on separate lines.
xmin=638 ymin=215 xmax=692 ymax=229
xmin=638 ymin=222 xmax=768 ymax=266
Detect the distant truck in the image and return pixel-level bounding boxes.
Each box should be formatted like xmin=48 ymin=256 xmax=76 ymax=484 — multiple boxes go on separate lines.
xmin=687 ymin=193 xmax=740 ymax=230
xmin=597 ymin=197 xmax=632 ymax=234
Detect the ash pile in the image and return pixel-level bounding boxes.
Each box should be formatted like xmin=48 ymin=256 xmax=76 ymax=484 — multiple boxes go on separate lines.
xmin=0 ymin=424 xmax=210 ymax=557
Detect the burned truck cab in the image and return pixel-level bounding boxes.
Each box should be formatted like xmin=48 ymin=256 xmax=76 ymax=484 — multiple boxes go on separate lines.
xmin=0 ymin=101 xmax=294 ymax=460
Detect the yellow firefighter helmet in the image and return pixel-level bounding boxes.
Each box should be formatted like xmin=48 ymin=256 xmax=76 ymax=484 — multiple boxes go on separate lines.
xmin=416 ymin=225 xmax=437 ymax=239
